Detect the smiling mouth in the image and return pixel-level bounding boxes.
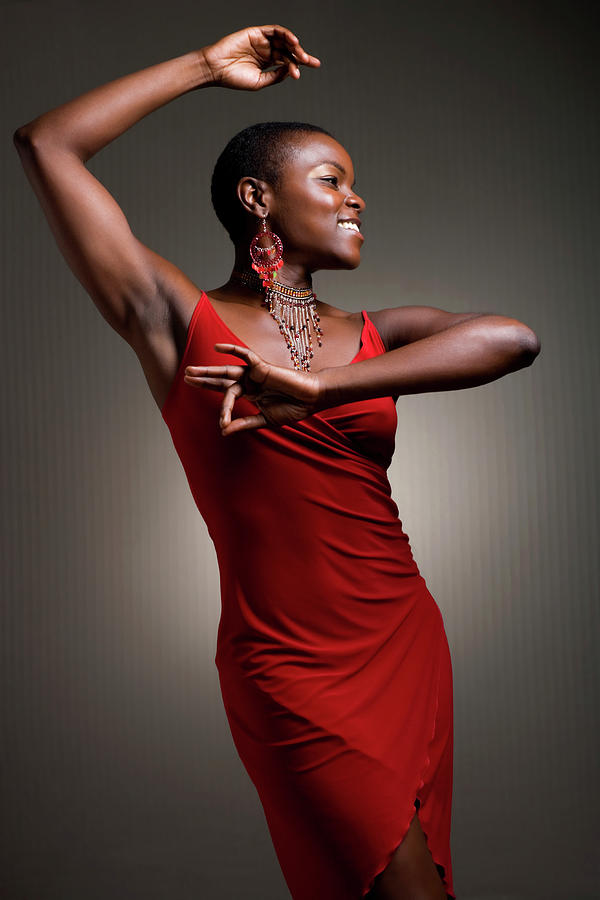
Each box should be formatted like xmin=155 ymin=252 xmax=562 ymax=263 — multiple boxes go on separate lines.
xmin=337 ymin=222 xmax=364 ymax=239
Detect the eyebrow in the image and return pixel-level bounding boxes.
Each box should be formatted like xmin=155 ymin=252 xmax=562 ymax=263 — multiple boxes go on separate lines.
xmin=317 ymin=160 xmax=356 ymax=189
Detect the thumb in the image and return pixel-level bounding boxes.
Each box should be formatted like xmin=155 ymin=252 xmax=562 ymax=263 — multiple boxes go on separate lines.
xmin=259 ymin=64 xmax=292 ymax=87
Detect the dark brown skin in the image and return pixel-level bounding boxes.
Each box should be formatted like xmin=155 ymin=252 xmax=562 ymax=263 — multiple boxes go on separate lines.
xmin=366 ymin=812 xmax=449 ymax=899
xmin=14 ymin=24 xmax=539 ymax=896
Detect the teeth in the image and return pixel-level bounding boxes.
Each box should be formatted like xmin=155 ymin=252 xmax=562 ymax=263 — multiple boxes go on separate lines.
xmin=338 ymin=221 xmax=360 ymax=231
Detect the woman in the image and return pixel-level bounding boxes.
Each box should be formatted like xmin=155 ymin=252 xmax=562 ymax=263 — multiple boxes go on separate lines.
xmin=13 ymin=24 xmax=540 ymax=900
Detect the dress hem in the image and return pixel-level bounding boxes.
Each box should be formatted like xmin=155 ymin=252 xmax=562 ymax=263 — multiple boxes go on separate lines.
xmin=359 ymin=625 xmax=454 ymax=898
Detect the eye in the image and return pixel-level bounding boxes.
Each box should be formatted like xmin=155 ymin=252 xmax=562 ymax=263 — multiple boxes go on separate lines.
xmin=322 ymin=176 xmax=339 ymax=186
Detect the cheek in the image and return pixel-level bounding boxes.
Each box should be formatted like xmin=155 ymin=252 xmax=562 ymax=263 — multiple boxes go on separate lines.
xmin=281 ymin=186 xmax=338 ymax=220
xmin=275 ymin=189 xmax=340 ymax=246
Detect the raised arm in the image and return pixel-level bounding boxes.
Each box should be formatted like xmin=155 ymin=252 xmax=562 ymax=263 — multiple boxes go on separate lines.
xmin=12 ymin=50 xmax=213 ymax=339
xmin=12 ymin=26 xmax=320 ymax=341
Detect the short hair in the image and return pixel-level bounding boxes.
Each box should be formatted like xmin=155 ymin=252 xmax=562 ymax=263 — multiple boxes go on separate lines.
xmin=210 ymin=121 xmax=334 ymax=244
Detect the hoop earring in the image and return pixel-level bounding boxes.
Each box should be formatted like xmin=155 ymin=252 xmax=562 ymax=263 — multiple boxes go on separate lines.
xmin=249 ymin=215 xmax=284 ymax=289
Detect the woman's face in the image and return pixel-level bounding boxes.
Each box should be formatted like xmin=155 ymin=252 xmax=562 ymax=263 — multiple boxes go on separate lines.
xmin=266 ymin=133 xmax=366 ymax=272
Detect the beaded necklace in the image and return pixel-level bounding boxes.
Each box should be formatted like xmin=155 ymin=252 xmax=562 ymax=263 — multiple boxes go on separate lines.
xmin=231 ymin=269 xmax=324 ymax=372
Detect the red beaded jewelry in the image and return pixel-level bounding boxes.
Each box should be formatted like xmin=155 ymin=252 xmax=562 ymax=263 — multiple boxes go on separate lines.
xmin=249 ymin=215 xmax=284 ymax=288
xmin=237 ymin=214 xmax=324 ymax=372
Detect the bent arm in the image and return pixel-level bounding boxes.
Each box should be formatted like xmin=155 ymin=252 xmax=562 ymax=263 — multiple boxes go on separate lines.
xmin=315 ymin=316 xmax=541 ymax=409
xmin=12 ymin=50 xmax=213 ymax=338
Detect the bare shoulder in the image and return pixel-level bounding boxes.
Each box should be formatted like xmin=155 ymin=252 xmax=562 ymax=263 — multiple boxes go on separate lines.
xmin=317 ymin=299 xmax=363 ymax=324
xmin=317 ymin=299 xmax=390 ymax=349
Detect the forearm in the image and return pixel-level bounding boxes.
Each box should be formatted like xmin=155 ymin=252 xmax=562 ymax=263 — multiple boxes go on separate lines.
xmin=13 ymin=48 xmax=212 ymax=161
xmin=315 ymin=317 xmax=541 ymax=409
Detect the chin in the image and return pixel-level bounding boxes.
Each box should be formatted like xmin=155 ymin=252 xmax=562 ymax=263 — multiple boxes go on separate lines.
xmin=339 ymin=253 xmax=362 ymax=271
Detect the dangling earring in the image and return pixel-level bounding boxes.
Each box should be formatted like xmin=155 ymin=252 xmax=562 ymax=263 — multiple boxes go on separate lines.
xmin=249 ymin=215 xmax=284 ymax=289
xmin=230 ymin=214 xmax=324 ymax=372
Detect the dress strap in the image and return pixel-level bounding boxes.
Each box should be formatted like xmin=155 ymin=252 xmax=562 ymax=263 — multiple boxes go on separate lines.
xmin=362 ymin=310 xmax=387 ymax=355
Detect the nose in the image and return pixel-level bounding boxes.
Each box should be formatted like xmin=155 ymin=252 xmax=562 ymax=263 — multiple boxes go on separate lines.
xmin=345 ymin=190 xmax=366 ymax=214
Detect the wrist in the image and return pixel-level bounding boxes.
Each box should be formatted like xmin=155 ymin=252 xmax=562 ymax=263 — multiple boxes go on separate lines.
xmin=186 ymin=47 xmax=217 ymax=90
xmin=314 ymin=366 xmax=345 ymax=413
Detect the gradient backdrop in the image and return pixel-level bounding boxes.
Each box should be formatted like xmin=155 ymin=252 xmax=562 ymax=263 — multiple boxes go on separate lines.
xmin=2 ymin=1 xmax=598 ymax=898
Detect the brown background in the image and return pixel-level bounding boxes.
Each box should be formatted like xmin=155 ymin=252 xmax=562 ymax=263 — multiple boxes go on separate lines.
xmin=2 ymin=0 xmax=598 ymax=897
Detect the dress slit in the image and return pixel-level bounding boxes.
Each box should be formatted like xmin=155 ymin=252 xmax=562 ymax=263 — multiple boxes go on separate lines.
xmin=362 ymin=803 xmax=454 ymax=899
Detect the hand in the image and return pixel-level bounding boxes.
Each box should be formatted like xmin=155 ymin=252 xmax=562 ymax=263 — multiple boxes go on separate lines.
xmin=184 ymin=343 xmax=322 ymax=436
xmin=200 ymin=24 xmax=321 ymax=91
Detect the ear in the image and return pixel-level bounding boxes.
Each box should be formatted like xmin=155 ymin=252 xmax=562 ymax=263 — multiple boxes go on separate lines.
xmin=237 ymin=177 xmax=272 ymax=217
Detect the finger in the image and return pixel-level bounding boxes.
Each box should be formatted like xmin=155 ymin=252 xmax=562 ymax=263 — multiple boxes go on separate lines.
xmin=275 ymin=42 xmax=320 ymax=70
xmin=270 ymin=25 xmax=316 ymax=61
xmin=183 ymin=375 xmax=236 ymax=392
xmin=186 ymin=357 xmax=247 ymax=380
xmin=221 ymin=412 xmax=268 ymax=437
xmin=285 ymin=59 xmax=301 ymax=79
xmin=259 ymin=64 xmax=290 ymax=87
xmin=214 ymin=342 xmax=255 ymax=359
xmin=284 ymin=41 xmax=321 ymax=68
xmin=262 ymin=25 xmax=321 ymax=68
xmin=220 ymin=381 xmax=244 ymax=427
xmin=214 ymin=344 xmax=269 ymax=385
xmin=271 ymin=52 xmax=300 ymax=79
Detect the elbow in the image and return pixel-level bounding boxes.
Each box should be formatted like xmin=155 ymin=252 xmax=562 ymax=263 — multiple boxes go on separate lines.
xmin=13 ymin=126 xmax=32 ymax=150
xmin=515 ymin=326 xmax=541 ymax=364
xmin=476 ymin=318 xmax=541 ymax=372
xmin=489 ymin=319 xmax=541 ymax=365
xmin=13 ymin=125 xmax=55 ymax=155
xmin=13 ymin=123 xmax=41 ymax=145
xmin=13 ymin=125 xmax=42 ymax=158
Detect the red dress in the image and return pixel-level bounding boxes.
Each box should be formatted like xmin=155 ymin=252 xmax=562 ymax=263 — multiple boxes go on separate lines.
xmin=161 ymin=291 xmax=456 ymax=899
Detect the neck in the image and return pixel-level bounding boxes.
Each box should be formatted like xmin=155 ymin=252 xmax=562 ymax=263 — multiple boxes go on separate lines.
xmin=232 ymin=268 xmax=315 ymax=297
xmin=231 ymin=247 xmax=314 ymax=291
